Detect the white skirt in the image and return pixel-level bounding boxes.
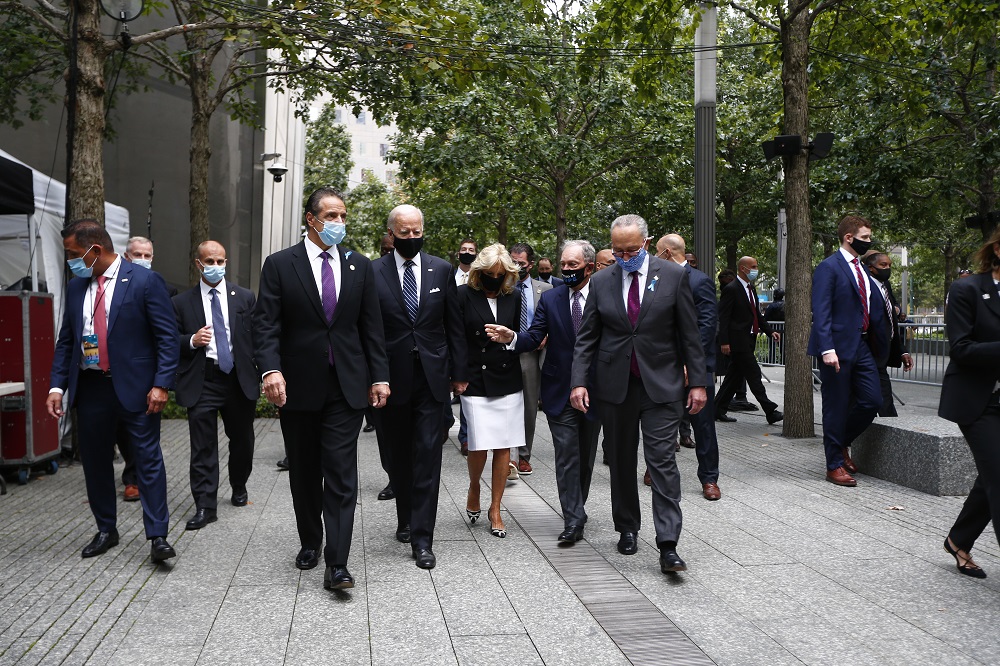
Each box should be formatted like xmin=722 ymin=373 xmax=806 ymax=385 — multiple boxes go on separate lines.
xmin=461 ymin=392 xmax=527 ymax=451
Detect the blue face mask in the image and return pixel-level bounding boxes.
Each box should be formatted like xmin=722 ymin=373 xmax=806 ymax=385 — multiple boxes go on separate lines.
xmin=615 ymin=248 xmax=647 ymax=273
xmin=316 ymin=221 xmax=346 ymax=246
xmin=67 ymin=245 xmax=98 ymax=279
xmin=200 ymin=263 xmax=226 ymax=284
xmin=747 ymin=269 xmax=759 ymax=282
xmin=131 ymin=258 xmax=152 ymax=270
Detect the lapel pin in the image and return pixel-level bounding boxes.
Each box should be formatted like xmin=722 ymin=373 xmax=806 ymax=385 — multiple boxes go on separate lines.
xmin=345 ymin=251 xmax=353 ymax=259
xmin=647 ymin=276 xmax=659 ymax=292
xmin=349 ymin=265 xmax=356 ymax=271
xmin=230 ymin=290 xmax=236 ymax=296
xmin=983 ymin=293 xmax=991 ymax=300
xmin=121 ymin=278 xmax=128 ymax=282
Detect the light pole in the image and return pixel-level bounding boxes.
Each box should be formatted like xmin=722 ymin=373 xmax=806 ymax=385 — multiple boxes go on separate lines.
xmin=694 ymin=3 xmax=717 ymax=282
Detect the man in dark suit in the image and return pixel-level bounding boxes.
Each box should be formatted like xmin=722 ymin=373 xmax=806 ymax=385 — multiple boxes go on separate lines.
xmin=862 ymin=251 xmax=913 ymax=416
xmin=570 ymin=215 xmax=707 ymax=574
xmin=254 ymin=187 xmax=390 ymax=590
xmin=509 ymin=243 xmax=552 ymax=476
xmin=658 ymin=234 xmax=723 ymax=500
xmin=46 ymin=220 xmax=178 ymax=562
xmin=536 ymin=257 xmax=564 ymax=287
xmin=490 ymin=240 xmax=601 ymax=544
xmin=808 ymin=215 xmax=889 ymax=487
xmin=714 ymin=256 xmax=783 ymax=425
xmin=172 ymin=240 xmax=258 ymax=530
xmin=372 ymin=205 xmax=468 ymax=569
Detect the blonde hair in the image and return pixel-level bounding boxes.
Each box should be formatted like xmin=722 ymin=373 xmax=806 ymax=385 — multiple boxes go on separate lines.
xmin=467 ymin=243 xmax=519 ymax=295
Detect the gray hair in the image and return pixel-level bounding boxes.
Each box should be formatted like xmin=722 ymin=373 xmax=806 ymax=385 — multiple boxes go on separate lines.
xmin=127 ymin=236 xmax=152 ymax=250
xmin=386 ymin=204 xmax=424 ymax=230
xmin=610 ymin=214 xmax=648 ymax=238
xmin=560 ymin=239 xmax=596 ymax=265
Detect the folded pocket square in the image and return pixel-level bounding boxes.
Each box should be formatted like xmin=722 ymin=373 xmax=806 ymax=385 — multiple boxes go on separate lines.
xmin=429 ymin=287 xmax=441 ymax=293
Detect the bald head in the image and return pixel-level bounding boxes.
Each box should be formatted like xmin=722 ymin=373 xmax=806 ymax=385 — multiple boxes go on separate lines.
xmin=737 ymin=256 xmax=759 ymax=283
xmin=656 ymin=234 xmax=686 ymax=264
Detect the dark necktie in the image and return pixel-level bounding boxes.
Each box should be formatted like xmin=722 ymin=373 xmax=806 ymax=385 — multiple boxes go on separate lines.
xmin=571 ymin=290 xmax=582 ymax=335
xmin=883 ymin=285 xmax=894 ymax=337
xmin=320 ymin=251 xmax=337 ymax=365
xmin=852 ymin=257 xmax=869 ymax=331
xmin=628 ymin=271 xmax=640 ymax=377
xmin=403 ymin=260 xmax=418 ymax=322
xmin=95 ymin=276 xmax=110 ymax=372
xmin=210 ymin=288 xmax=234 ymax=374
xmin=518 ymin=281 xmax=529 ymax=332
xmin=747 ymin=284 xmax=759 ymax=335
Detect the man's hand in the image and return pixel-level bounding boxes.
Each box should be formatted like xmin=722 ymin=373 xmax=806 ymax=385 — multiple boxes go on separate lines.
xmin=687 ymin=387 xmax=707 ymax=415
xmin=538 ymin=335 xmax=548 ymax=351
xmin=902 ymin=353 xmax=913 ymax=372
xmin=822 ymin=351 xmax=840 ymax=373
xmin=772 ymin=332 xmax=781 ymax=342
xmin=146 ymin=387 xmax=168 ymax=415
xmin=192 ymin=325 xmax=212 ymax=348
xmin=46 ymin=391 xmax=64 ymax=418
xmin=721 ymin=344 xmax=731 ymax=356
xmin=484 ymin=323 xmax=515 ymax=344
xmin=570 ymin=386 xmax=589 ymax=413
xmin=263 ymin=371 xmax=287 ymax=407
xmin=683 ymin=365 xmax=689 ymax=387
xmin=370 ymin=384 xmax=390 ymax=408
xmin=451 ymin=381 xmax=469 ymax=395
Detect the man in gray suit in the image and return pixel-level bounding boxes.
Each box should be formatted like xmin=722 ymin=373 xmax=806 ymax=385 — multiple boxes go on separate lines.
xmin=571 ymin=215 xmax=707 ymax=575
xmin=509 ymin=242 xmax=552 ymax=477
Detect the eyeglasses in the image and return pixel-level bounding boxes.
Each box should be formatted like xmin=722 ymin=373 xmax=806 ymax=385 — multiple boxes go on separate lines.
xmin=611 ymin=247 xmax=643 ymax=260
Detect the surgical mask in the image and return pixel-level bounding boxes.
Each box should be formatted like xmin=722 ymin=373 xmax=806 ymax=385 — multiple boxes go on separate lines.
xmin=131 ymin=258 xmax=152 ymax=270
xmin=849 ymin=237 xmax=872 ymax=257
xmin=479 ymin=273 xmax=504 ymax=292
xmin=200 ymin=263 xmax=226 ymax=284
xmin=538 ymin=271 xmax=552 ymax=281
xmin=746 ymin=269 xmax=759 ymax=282
xmin=561 ymin=266 xmax=588 ymax=288
xmin=459 ymin=252 xmax=476 ymax=266
xmin=316 ymin=221 xmax=346 ymax=246
xmin=614 ymin=248 xmax=647 ymax=273
xmin=873 ymin=267 xmax=891 ymax=283
xmin=393 ymin=235 xmax=423 ymax=259
xmin=67 ymin=245 xmax=98 ymax=279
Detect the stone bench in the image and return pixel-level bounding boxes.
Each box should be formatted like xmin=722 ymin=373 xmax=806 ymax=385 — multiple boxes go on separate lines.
xmin=852 ymin=414 xmax=976 ymax=496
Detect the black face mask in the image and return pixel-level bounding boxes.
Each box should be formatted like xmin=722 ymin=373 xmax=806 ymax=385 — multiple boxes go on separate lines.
xmin=480 ymin=273 xmax=504 ymax=292
xmin=538 ymin=271 xmax=552 ymax=281
xmin=561 ymin=266 xmax=588 ymax=287
xmin=459 ymin=252 xmax=476 ymax=266
xmin=873 ymin=267 xmax=891 ymax=283
xmin=518 ymin=266 xmax=529 ymax=282
xmin=393 ymin=235 xmax=423 ymax=259
xmin=849 ymin=237 xmax=872 ymax=257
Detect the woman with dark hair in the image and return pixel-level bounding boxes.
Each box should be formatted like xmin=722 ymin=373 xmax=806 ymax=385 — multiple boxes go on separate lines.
xmin=458 ymin=243 xmax=524 ymax=538
xmin=940 ymin=227 xmax=1000 ymax=578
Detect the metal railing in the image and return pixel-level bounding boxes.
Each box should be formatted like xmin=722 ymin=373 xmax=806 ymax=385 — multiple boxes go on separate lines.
xmin=753 ymin=321 xmax=948 ymax=386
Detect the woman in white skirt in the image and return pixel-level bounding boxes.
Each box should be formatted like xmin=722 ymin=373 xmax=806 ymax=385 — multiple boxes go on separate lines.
xmin=458 ymin=244 xmax=525 ymax=538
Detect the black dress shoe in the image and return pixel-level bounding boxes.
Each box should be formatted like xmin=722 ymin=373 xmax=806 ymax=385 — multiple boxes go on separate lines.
xmin=81 ymin=530 xmax=119 ymax=558
xmin=362 ymin=423 xmax=376 ymax=433
xmin=729 ymin=400 xmax=758 ymax=412
xmin=231 ymin=488 xmax=249 ymax=507
xmin=276 ymin=457 xmax=289 ymax=471
xmin=150 ymin=537 xmax=176 ymax=562
xmin=324 ymin=566 xmax=355 ymax=589
xmin=295 ymin=547 xmax=320 ymax=570
xmin=412 ymin=548 xmax=436 ymax=569
xmin=378 ymin=483 xmax=395 ymax=501
xmin=766 ymin=410 xmax=784 ymax=425
xmin=395 ymin=525 xmax=411 ymax=543
xmin=185 ymin=508 xmax=218 ymax=530
xmin=558 ymin=526 xmax=584 ymax=545
xmin=659 ymin=549 xmax=687 ymax=573
xmin=617 ymin=531 xmax=638 ymax=555
xmin=715 ymin=412 xmax=737 ymax=423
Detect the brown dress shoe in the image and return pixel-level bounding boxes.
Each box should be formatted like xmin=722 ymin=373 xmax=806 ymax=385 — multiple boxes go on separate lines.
xmin=679 ymin=435 xmax=695 ymax=449
xmin=826 ymin=466 xmax=857 ymax=487
xmin=841 ymin=447 xmax=858 ymax=474
xmin=643 ymin=469 xmax=652 ymax=486
xmin=517 ymin=458 xmax=533 ymax=475
xmin=123 ymin=484 xmax=140 ymax=502
xmin=702 ymin=482 xmax=721 ymax=500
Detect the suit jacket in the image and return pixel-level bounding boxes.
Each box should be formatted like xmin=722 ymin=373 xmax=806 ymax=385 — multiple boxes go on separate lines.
xmin=172 ymin=281 xmax=259 ymax=406
xmin=457 ymin=285 xmax=523 ymax=397
xmin=718 ymin=278 xmax=772 ymax=353
xmin=879 ymin=281 xmax=909 ymax=368
xmin=807 ymin=251 xmax=889 ymax=361
xmin=571 ymin=256 xmax=707 ymax=405
xmin=50 ymin=261 xmax=179 ymax=413
xmin=540 ymin=275 xmax=564 ymax=287
xmin=514 ymin=284 xmax=598 ymax=420
xmin=686 ymin=264 xmax=718 ymax=373
xmin=516 ymin=277 xmax=553 ymax=325
xmin=373 ymin=251 xmax=468 ymax=404
xmin=253 ymin=241 xmax=389 ymax=411
xmin=938 ymin=273 xmax=1000 ymax=425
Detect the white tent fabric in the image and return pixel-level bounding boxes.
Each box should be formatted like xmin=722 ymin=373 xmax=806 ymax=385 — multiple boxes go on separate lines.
xmin=0 ymin=148 xmax=130 ymax=335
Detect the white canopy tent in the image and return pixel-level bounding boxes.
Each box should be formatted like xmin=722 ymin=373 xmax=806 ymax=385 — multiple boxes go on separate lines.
xmin=0 ymin=148 xmax=130 ymax=334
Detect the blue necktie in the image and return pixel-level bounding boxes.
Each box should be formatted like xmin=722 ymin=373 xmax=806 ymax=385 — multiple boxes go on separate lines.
xmin=403 ymin=260 xmax=418 ymax=322
xmin=210 ymin=288 xmax=234 ymax=374
xmin=518 ymin=281 xmax=529 ymax=332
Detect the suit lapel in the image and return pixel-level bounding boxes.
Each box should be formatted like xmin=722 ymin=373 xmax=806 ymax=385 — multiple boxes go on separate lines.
xmin=107 ymin=260 xmax=135 ymax=333
xmin=608 ymin=264 xmax=630 ymax=328
xmin=837 ymin=254 xmax=868 ymax=311
xmin=417 ymin=252 xmax=434 ymax=324
xmin=470 ymin=287 xmax=496 ymax=324
xmin=556 ymin=287 xmax=573 ymax=338
xmin=332 ymin=246 xmax=356 ymax=326
xmin=226 ymin=286 xmax=240 ymax=347
xmin=292 ymin=242 xmax=327 ymax=325
xmin=635 ymin=260 xmax=661 ymax=328
xmin=981 ymin=273 xmax=1000 ymax=321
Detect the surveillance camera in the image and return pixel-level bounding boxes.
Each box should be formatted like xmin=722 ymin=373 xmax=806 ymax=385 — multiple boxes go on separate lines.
xmin=267 ymin=162 xmax=288 ymax=182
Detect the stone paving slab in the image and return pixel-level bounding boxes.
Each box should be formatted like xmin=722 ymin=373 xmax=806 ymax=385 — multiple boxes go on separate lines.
xmin=2 ymin=378 xmax=1000 ymax=664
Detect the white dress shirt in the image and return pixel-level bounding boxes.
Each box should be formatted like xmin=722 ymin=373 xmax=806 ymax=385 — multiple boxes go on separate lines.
xmin=455 ymin=267 xmax=470 ymax=286
xmin=394 ymin=250 xmax=421 ymax=304
xmin=620 ymin=254 xmax=649 ymax=307
xmin=190 ymin=278 xmax=232 ymax=362
xmin=569 ymin=282 xmax=590 ymax=318
xmin=305 ymin=236 xmax=342 ymax=302
xmin=736 ymin=275 xmax=758 ymax=335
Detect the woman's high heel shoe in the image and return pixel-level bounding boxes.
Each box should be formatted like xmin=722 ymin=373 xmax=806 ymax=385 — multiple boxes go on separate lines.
xmin=944 ymin=537 xmax=987 ymax=578
xmin=466 ymin=509 xmax=481 ymax=524
xmin=491 ymin=526 xmax=506 ymax=539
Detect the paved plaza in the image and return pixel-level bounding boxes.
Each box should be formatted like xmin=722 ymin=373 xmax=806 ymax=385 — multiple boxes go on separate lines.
xmin=3 ymin=372 xmax=1000 ymax=665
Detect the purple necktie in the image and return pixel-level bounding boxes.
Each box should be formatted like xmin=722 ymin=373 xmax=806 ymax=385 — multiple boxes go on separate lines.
xmin=628 ymin=271 xmax=640 ymax=377
xmin=571 ymin=290 xmax=582 ymax=335
xmin=321 ymin=251 xmax=337 ymax=365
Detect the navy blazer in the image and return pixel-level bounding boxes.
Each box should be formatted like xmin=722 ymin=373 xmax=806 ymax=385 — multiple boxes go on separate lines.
xmin=50 ymin=261 xmax=179 ymax=413
xmin=808 ymin=251 xmax=889 ymax=361
xmin=514 ymin=283 xmax=598 ymax=421
xmin=685 ymin=264 xmax=718 ymax=373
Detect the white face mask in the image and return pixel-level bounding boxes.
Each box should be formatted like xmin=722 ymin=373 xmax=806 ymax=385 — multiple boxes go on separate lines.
xmin=131 ymin=258 xmax=152 ymax=270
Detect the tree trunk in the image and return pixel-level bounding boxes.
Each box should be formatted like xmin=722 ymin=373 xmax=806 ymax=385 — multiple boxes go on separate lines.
xmin=496 ymin=208 xmax=509 ymax=246
xmin=943 ymin=242 xmax=957 ymax=302
xmin=69 ymin=0 xmax=110 ymax=223
xmin=554 ymin=179 xmax=567 ymax=254
xmin=779 ymin=7 xmax=815 ymax=438
xmin=188 ymin=58 xmax=213 ymax=284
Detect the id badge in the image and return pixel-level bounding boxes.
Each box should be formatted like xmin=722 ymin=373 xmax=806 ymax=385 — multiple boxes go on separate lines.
xmin=82 ymin=334 xmax=100 ymax=366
